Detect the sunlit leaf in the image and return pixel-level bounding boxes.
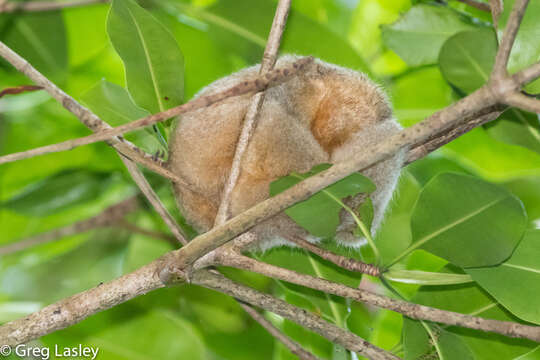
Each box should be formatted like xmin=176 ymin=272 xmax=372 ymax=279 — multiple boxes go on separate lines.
xmin=82 ymin=80 xmax=163 ymax=154
xmin=467 ymin=230 xmax=540 ymax=324
xmin=439 ymin=28 xmax=497 ymax=93
xmin=382 ymin=4 xmax=474 ymax=66
xmin=384 ymin=269 xmax=472 ymax=285
xmin=391 ymin=67 xmax=454 ymax=127
xmin=395 ymin=172 xmax=527 ymax=267
xmin=108 ymin=0 xmax=184 ymax=114
xmin=406 ymin=270 xmax=540 ymax=359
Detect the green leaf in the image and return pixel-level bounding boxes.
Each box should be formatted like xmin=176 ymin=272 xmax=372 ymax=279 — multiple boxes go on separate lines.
xmin=82 ymin=80 xmax=150 ymax=126
xmin=382 ymin=4 xmax=474 ymax=66
xmin=392 ymin=172 xmax=527 ymax=268
xmin=485 ymin=109 xmax=540 ymax=155
xmin=384 ymin=269 xmax=472 ymax=285
xmin=1 ymin=12 xmax=67 ymax=81
xmin=348 ymin=0 xmax=411 ymax=64
xmin=439 ymin=28 xmax=497 ymax=93
xmin=407 ymin=271 xmax=540 ymax=360
xmin=391 ymin=66 xmax=454 ymax=127
xmin=403 ymin=319 xmax=474 ymax=360
xmin=406 ymin=156 xmax=471 ymax=186
xmin=81 ymin=80 xmax=163 ymax=154
xmin=157 ymin=12 xmax=237 ymax=99
xmin=269 ymin=164 xmax=375 ymax=238
xmin=2 ymin=169 xmax=113 ymax=216
xmin=402 ymin=317 xmax=430 ymax=360
xmin=107 ymin=0 xmax=184 ymax=114
xmin=504 ymin=176 xmax=540 ymax=222
xmin=467 ymin=230 xmax=540 ymax=324
xmin=442 ymin=127 xmax=540 ymax=181
xmin=515 ymin=346 xmax=540 ymax=360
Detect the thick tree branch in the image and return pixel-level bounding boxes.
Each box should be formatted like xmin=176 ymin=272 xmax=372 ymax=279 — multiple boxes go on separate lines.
xmin=0 ymin=197 xmax=138 ymax=256
xmin=0 ymin=0 xmax=108 ymax=13
xmin=216 ymin=253 xmax=540 ymax=343
xmin=214 ymin=0 xmax=291 ymax=225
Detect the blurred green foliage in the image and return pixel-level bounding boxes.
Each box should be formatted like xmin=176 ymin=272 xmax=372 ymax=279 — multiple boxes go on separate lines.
xmin=1 ymin=0 xmax=540 ymax=359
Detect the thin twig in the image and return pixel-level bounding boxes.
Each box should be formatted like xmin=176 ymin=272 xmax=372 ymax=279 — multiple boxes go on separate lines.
xmin=492 ymin=0 xmax=530 ymax=80
xmin=0 ymin=197 xmax=138 ymax=256
xmin=0 ymin=85 xmax=42 ymax=98
xmin=455 ymin=0 xmax=490 ymax=12
xmin=490 ymin=0 xmax=503 ymax=28
xmin=0 ymin=0 xmax=108 ymax=13
xmin=217 ymin=253 xmax=540 ymax=343
xmin=239 ymin=303 xmax=322 ymax=360
xmin=122 ymin=158 xmax=187 ymax=244
xmin=0 ymin=41 xmax=188 ymax=245
xmin=214 ymin=0 xmax=291 ymax=225
xmin=286 ymin=235 xmax=381 ymax=276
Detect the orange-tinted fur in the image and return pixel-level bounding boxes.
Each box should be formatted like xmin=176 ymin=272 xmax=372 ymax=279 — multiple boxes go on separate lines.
xmin=168 ymin=55 xmax=404 ymax=249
